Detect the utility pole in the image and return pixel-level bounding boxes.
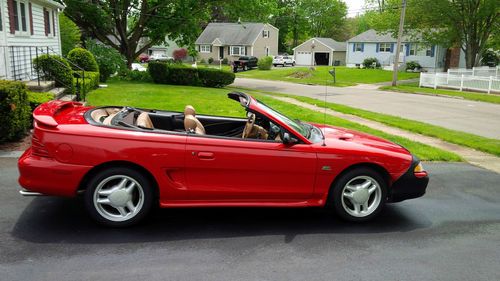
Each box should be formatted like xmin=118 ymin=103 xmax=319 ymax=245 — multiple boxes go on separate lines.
xmin=392 ymin=0 xmax=407 ymax=86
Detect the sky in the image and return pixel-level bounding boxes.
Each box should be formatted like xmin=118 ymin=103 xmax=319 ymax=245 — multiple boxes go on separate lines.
xmin=345 ymin=0 xmax=369 ymax=17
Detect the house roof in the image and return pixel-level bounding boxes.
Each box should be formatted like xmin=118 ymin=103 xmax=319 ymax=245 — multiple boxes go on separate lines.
xmin=195 ymin=22 xmax=272 ymax=45
xmin=293 ymin=37 xmax=346 ymax=52
xmin=37 ymin=0 xmax=65 ymax=9
xmin=347 ymin=29 xmax=422 ymax=43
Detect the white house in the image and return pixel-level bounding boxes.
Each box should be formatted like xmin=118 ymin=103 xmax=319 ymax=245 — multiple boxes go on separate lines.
xmin=0 ymin=0 xmax=64 ymax=80
xmin=346 ymin=29 xmax=465 ymax=71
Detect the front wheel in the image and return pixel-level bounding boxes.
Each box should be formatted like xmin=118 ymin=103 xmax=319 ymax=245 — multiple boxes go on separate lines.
xmin=329 ymin=167 xmax=387 ymax=222
xmin=84 ymin=167 xmax=154 ymax=227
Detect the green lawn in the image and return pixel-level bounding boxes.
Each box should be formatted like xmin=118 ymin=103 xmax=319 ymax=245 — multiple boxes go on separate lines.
xmin=380 ymin=83 xmax=500 ymax=104
xmin=263 ymin=92 xmax=500 ymax=157
xmin=235 ymin=66 xmax=420 ymax=87
xmin=87 ymin=80 xmax=460 ymax=161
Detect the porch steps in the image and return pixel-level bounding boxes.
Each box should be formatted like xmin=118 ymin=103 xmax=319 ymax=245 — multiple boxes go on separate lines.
xmin=49 ymin=87 xmax=67 ymax=100
xmin=59 ymin=94 xmax=77 ymax=101
xmin=25 ymin=81 xmax=55 ymax=92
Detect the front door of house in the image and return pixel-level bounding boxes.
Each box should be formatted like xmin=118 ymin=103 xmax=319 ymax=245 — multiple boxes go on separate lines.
xmin=219 ymin=46 xmax=224 ymax=60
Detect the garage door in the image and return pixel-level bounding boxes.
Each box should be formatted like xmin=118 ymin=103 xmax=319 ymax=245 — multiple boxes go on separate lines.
xmin=295 ymin=51 xmax=312 ymax=65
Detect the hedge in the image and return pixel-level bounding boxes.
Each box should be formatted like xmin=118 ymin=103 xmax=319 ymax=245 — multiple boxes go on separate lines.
xmin=27 ymin=91 xmax=53 ymax=112
xmin=118 ymin=69 xmax=152 ymax=82
xmin=73 ymin=71 xmax=99 ymax=100
xmin=257 ymin=56 xmax=272 ymax=70
xmin=148 ymin=62 xmax=235 ymax=87
xmin=33 ymin=54 xmax=74 ymax=93
xmin=0 ymin=80 xmax=31 ymax=142
xmin=67 ymin=47 xmax=99 ymax=72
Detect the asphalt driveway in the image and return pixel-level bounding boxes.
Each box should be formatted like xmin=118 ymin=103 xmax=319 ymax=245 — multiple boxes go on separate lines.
xmin=232 ymin=78 xmax=500 ymax=139
xmin=1 ymin=157 xmax=499 ymax=281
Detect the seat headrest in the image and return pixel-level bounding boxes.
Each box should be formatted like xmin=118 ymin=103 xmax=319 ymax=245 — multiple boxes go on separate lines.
xmin=184 ymin=115 xmax=205 ymax=135
xmin=136 ymin=112 xmax=154 ymax=129
xmin=184 ymin=105 xmax=196 ymax=116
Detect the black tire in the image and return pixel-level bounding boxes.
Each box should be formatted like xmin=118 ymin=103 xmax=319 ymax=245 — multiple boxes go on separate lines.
xmin=84 ymin=167 xmax=154 ymax=227
xmin=329 ymin=167 xmax=387 ymax=222
xmin=273 ymin=64 xmax=277 ymax=67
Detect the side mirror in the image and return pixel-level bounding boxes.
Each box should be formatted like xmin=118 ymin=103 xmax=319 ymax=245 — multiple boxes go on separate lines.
xmin=282 ymin=132 xmax=298 ymax=145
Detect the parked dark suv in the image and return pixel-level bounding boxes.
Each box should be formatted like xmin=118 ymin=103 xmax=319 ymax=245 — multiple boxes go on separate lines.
xmin=232 ymin=56 xmax=258 ymax=72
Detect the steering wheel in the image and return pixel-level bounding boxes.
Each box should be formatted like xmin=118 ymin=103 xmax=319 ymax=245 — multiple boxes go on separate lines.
xmin=242 ymin=113 xmax=256 ymax=138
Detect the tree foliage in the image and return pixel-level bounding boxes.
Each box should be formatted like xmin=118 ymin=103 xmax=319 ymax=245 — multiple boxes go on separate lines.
xmin=59 ymin=14 xmax=81 ymax=57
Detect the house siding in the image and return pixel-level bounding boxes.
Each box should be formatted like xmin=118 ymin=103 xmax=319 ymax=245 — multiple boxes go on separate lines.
xmin=1 ymin=0 xmax=62 ymax=80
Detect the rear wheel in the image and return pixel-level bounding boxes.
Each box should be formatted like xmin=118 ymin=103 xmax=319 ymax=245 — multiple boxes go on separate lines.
xmin=329 ymin=167 xmax=387 ymax=222
xmin=84 ymin=167 xmax=154 ymax=227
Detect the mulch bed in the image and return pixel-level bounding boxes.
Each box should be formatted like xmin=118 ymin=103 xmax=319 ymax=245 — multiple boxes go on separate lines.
xmin=0 ymin=132 xmax=32 ymax=151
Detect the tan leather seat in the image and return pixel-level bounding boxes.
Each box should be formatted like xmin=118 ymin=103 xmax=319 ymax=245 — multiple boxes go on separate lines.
xmin=184 ymin=105 xmax=205 ymax=134
xmin=91 ymin=109 xmax=109 ymax=123
xmin=136 ymin=112 xmax=154 ymax=129
xmin=102 ymin=113 xmax=117 ymax=125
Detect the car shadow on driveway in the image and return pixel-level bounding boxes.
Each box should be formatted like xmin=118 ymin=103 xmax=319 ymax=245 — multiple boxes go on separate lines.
xmin=11 ymin=197 xmax=432 ymax=244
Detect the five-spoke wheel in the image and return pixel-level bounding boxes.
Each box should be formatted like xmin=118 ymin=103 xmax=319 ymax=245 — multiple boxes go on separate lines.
xmin=330 ymin=167 xmax=387 ymax=222
xmin=84 ymin=167 xmax=154 ymax=227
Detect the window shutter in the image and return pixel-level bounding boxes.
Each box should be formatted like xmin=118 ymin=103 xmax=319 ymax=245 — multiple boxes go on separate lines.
xmin=430 ymin=45 xmax=435 ymax=57
xmin=361 ymin=43 xmax=364 ymax=52
xmin=376 ymin=43 xmax=379 ymax=53
xmin=7 ymin=0 xmax=15 ymax=34
xmin=228 ymin=46 xmax=230 ymax=55
xmin=52 ymin=11 xmax=55 ymax=35
xmin=352 ymin=43 xmax=355 ymax=52
xmin=405 ymin=43 xmax=410 ymax=56
xmin=245 ymin=46 xmax=247 ymax=55
xmin=28 ymin=3 xmax=33 ymax=35
xmin=197 ymin=45 xmax=200 ymax=52
xmin=43 ymin=8 xmax=48 ymax=36
xmin=209 ymin=45 xmax=212 ymax=52
xmin=390 ymin=43 xmax=394 ymax=53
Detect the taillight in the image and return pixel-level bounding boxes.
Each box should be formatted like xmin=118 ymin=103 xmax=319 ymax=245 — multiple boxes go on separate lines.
xmin=413 ymin=162 xmax=427 ymax=178
xmin=31 ymin=135 xmax=51 ymax=158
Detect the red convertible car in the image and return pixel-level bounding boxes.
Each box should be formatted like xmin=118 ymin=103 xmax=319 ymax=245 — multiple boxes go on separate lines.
xmin=18 ymin=92 xmax=428 ymax=226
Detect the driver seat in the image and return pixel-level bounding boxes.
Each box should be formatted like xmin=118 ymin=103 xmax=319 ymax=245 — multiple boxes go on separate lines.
xmin=184 ymin=105 xmax=205 ymax=134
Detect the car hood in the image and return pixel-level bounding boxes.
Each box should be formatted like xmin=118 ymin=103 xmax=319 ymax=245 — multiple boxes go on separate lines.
xmin=313 ymin=123 xmax=410 ymax=155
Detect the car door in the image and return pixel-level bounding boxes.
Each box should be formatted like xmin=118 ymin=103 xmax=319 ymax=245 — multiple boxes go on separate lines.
xmin=184 ymin=135 xmax=317 ymax=201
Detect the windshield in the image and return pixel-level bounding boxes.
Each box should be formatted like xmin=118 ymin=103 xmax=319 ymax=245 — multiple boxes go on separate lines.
xmin=254 ymin=99 xmax=309 ymax=137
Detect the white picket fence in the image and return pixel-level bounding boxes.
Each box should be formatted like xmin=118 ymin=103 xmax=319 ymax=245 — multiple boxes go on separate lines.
xmin=420 ymin=67 xmax=500 ymax=93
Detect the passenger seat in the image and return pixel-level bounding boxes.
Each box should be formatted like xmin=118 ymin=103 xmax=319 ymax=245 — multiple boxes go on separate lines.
xmin=184 ymin=105 xmax=205 ymax=134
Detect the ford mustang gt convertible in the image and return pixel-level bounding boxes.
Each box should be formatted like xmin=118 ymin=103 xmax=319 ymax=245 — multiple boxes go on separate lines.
xmin=18 ymin=92 xmax=429 ymax=226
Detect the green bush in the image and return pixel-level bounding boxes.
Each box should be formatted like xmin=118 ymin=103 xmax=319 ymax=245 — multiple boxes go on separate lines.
xmin=406 ymin=61 xmax=422 ymax=71
xmin=257 ymin=56 xmax=272 ymax=70
xmin=222 ymin=58 xmax=229 ymax=65
xmin=362 ymin=57 xmax=381 ymax=69
xmin=148 ymin=62 xmax=234 ymax=87
xmin=86 ymin=39 xmax=126 ymax=82
xmin=118 ymin=69 xmax=152 ymax=82
xmin=33 ymin=54 xmax=74 ymax=93
xmin=198 ymin=68 xmax=235 ymax=88
xmin=67 ymin=47 xmax=99 ymax=72
xmin=0 ymin=81 xmax=31 ymax=142
xmin=73 ymin=71 xmax=99 ymax=100
xmin=208 ymin=57 xmax=214 ymax=64
xmin=27 ymin=91 xmax=53 ymax=112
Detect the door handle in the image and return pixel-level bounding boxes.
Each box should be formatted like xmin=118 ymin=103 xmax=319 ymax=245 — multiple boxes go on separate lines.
xmin=196 ymin=151 xmax=215 ymax=160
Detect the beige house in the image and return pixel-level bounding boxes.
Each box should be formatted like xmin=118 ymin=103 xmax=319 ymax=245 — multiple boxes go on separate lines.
xmin=293 ymin=37 xmax=346 ymax=66
xmin=195 ymin=22 xmax=278 ymax=63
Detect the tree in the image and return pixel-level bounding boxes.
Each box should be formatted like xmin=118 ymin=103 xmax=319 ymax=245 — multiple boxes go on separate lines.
xmin=59 ymin=14 xmax=81 ymax=56
xmin=303 ymin=0 xmax=347 ymax=39
xmin=64 ymin=0 xmax=212 ymax=68
xmin=369 ymin=0 xmax=499 ymax=68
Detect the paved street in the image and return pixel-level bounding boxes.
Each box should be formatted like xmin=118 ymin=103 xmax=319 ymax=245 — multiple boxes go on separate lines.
xmin=1 ymin=157 xmax=500 ymax=281
xmin=233 ymin=78 xmax=500 ymax=139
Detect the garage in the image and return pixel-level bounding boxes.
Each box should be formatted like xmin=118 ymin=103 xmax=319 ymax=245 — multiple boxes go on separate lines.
xmin=314 ymin=52 xmax=330 ymax=65
xmin=295 ymin=51 xmax=312 ymax=65
xmin=293 ymin=37 xmax=347 ymax=66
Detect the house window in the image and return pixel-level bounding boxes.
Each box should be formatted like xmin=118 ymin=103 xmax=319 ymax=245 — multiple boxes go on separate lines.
xmin=409 ymin=44 xmax=417 ymax=56
xmin=263 ymin=30 xmax=269 ymax=38
xmin=409 ymin=44 xmax=432 ymax=56
xmin=230 ymin=46 xmax=245 ymax=56
xmin=354 ymin=43 xmax=363 ymax=52
xmin=378 ymin=43 xmax=391 ymax=52
xmin=200 ymin=45 xmax=211 ymax=53
xmin=44 ymin=8 xmax=51 ymax=35
xmin=13 ymin=1 xmax=29 ymax=34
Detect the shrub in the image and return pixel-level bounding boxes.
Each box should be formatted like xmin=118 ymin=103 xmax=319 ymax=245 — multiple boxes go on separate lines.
xmin=200 ymin=58 xmax=206 ymax=64
xmin=148 ymin=62 xmax=234 ymax=87
xmin=173 ymin=48 xmax=188 ymax=61
xmin=67 ymin=47 xmax=99 ymax=72
xmin=362 ymin=57 xmax=381 ymax=69
xmin=59 ymin=14 xmax=81 ymax=57
xmin=257 ymin=56 xmax=272 ymax=70
xmin=481 ymin=49 xmax=499 ymax=67
xmin=118 ymin=69 xmax=152 ymax=82
xmin=208 ymin=57 xmax=214 ymax=64
xmin=406 ymin=61 xmax=421 ymax=71
xmin=0 ymin=80 xmax=31 ymax=142
xmin=72 ymin=71 xmax=99 ymax=100
xmin=33 ymin=54 xmax=74 ymax=93
xmin=198 ymin=68 xmax=235 ymax=88
xmin=27 ymin=91 xmax=53 ymax=112
xmin=86 ymin=39 xmax=126 ymax=82
xmin=222 ymin=58 xmax=228 ymax=65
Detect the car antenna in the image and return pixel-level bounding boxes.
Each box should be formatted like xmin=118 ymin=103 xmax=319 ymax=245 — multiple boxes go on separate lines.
xmin=322 ymin=72 xmax=327 ymax=146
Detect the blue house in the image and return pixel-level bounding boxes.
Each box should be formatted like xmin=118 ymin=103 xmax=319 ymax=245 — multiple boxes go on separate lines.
xmin=346 ymin=29 xmax=464 ymax=71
